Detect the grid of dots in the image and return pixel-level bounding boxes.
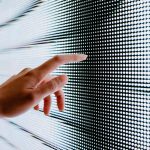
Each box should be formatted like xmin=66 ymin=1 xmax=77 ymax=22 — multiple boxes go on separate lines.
xmin=0 ymin=0 xmax=150 ymax=149
xmin=44 ymin=1 xmax=150 ymax=149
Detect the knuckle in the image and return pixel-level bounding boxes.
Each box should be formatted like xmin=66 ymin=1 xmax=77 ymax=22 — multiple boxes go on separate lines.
xmin=25 ymin=70 xmax=36 ymax=77
xmin=55 ymin=77 xmax=61 ymax=84
xmin=22 ymin=68 xmax=32 ymax=72
xmin=53 ymin=55 xmax=62 ymax=62
xmin=48 ymin=82 xmax=56 ymax=91
xmin=24 ymin=70 xmax=40 ymax=83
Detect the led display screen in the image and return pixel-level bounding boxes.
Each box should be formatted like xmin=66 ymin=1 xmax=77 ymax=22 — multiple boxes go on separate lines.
xmin=0 ymin=0 xmax=150 ymax=149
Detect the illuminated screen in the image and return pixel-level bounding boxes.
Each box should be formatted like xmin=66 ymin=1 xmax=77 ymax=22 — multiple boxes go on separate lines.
xmin=0 ymin=0 xmax=150 ymax=149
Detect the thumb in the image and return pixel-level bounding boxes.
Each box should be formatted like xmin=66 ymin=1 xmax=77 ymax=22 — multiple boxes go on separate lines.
xmin=34 ymin=75 xmax=68 ymax=103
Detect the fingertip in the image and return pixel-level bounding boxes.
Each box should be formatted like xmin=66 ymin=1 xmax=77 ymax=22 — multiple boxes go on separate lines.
xmin=44 ymin=111 xmax=49 ymax=116
xmin=58 ymin=100 xmax=65 ymax=112
xmin=79 ymin=54 xmax=88 ymax=60
xmin=59 ymin=107 xmax=65 ymax=112
xmin=34 ymin=105 xmax=39 ymax=111
xmin=44 ymin=107 xmax=50 ymax=116
xmin=74 ymin=54 xmax=88 ymax=61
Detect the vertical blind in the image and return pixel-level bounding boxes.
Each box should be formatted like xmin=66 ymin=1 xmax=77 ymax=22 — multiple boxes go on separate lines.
xmin=0 ymin=0 xmax=150 ymax=149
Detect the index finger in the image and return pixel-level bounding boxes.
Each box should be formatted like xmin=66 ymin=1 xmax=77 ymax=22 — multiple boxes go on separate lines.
xmin=33 ymin=54 xmax=87 ymax=81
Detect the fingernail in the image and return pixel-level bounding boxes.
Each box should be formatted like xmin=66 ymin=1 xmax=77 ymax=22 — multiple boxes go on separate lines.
xmin=60 ymin=109 xmax=64 ymax=112
xmin=45 ymin=113 xmax=49 ymax=116
xmin=80 ymin=54 xmax=88 ymax=60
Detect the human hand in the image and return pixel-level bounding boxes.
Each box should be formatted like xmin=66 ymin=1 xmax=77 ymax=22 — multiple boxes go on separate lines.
xmin=0 ymin=54 xmax=87 ymax=117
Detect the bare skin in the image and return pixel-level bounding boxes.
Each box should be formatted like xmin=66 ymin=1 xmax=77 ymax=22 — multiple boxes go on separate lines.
xmin=0 ymin=54 xmax=87 ymax=117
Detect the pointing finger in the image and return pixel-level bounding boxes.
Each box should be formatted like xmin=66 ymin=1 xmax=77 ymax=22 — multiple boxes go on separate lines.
xmin=32 ymin=54 xmax=87 ymax=82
